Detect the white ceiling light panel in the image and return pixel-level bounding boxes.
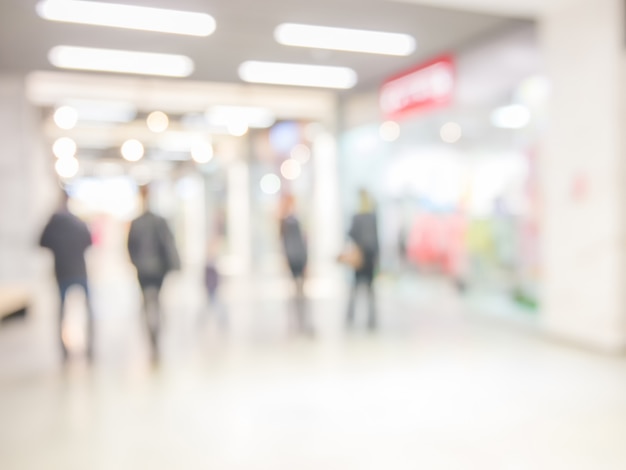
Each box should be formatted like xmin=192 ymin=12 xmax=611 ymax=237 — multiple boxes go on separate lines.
xmin=238 ymin=61 xmax=357 ymax=89
xmin=37 ymin=0 xmax=216 ymax=37
xmin=275 ymin=23 xmax=415 ymax=56
xmin=48 ymin=46 xmax=194 ymax=77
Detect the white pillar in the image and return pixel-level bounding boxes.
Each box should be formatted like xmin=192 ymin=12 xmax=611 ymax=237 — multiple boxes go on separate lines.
xmin=0 ymin=75 xmax=55 ymax=284
xmin=226 ymin=159 xmax=251 ymax=276
xmin=310 ymin=132 xmax=343 ymax=275
xmin=539 ymin=0 xmax=626 ymax=350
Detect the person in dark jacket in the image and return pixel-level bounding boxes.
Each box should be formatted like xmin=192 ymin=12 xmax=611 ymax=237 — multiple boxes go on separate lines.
xmin=346 ymin=189 xmax=379 ymax=330
xmin=127 ymin=185 xmax=180 ymax=361
xmin=39 ymin=190 xmax=94 ymax=361
xmin=279 ymin=193 xmax=311 ymax=335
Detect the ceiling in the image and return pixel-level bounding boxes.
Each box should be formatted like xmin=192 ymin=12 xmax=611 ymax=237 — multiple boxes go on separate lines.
xmin=389 ymin=0 xmax=576 ymax=18
xmin=0 ymin=0 xmax=527 ymax=93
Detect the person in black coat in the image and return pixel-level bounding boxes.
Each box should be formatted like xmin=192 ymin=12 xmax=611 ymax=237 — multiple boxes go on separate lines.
xmin=346 ymin=189 xmax=379 ymax=330
xmin=40 ymin=190 xmax=94 ymax=361
xmin=279 ymin=193 xmax=311 ymax=334
xmin=127 ymin=185 xmax=180 ymax=361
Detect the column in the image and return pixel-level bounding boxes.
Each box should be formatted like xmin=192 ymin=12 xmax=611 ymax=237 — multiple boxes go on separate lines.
xmin=0 ymin=75 xmax=55 ymax=285
xmin=539 ymin=0 xmax=626 ymax=350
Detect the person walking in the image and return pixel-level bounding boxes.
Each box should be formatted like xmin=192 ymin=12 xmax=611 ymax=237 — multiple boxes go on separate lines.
xmin=127 ymin=185 xmax=180 ymax=362
xmin=345 ymin=189 xmax=380 ymax=330
xmin=279 ymin=193 xmax=311 ymax=335
xmin=39 ymin=190 xmax=94 ymax=362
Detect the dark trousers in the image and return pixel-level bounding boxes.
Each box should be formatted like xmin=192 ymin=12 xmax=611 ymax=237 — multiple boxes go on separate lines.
xmin=57 ymin=278 xmax=94 ymax=360
xmin=346 ymin=267 xmax=377 ymax=329
xmin=288 ymin=262 xmax=311 ymax=334
xmin=139 ymin=276 xmax=164 ymax=358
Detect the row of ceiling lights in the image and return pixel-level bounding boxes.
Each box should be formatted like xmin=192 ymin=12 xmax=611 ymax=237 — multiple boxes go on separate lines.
xmin=36 ymin=0 xmax=416 ymax=88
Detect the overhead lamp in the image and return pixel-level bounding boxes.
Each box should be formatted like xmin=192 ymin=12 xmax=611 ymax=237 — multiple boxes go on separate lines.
xmin=53 ymin=106 xmax=78 ymax=130
xmin=275 ymin=23 xmax=415 ymax=56
xmin=55 ymin=156 xmax=79 ymax=179
xmin=260 ymin=174 xmax=281 ymax=195
xmin=48 ymin=46 xmax=194 ymax=77
xmin=191 ymin=141 xmax=214 ymax=164
xmin=238 ymin=61 xmax=357 ymax=89
xmin=228 ymin=122 xmax=249 ymax=137
xmin=147 ymin=111 xmax=169 ymax=133
xmin=36 ymin=0 xmax=216 ymax=37
xmin=280 ymin=159 xmax=302 ymax=181
xmin=121 ymin=139 xmax=144 ymax=162
xmin=53 ymin=137 xmax=77 ymax=159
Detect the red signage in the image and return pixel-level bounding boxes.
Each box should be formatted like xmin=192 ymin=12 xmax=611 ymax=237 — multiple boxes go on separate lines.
xmin=380 ymin=54 xmax=455 ymax=120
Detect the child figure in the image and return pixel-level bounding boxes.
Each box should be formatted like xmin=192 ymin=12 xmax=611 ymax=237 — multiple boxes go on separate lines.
xmin=203 ymin=237 xmax=227 ymax=329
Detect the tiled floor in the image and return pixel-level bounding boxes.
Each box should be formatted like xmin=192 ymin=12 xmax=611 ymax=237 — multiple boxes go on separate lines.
xmin=1 ymin=265 xmax=626 ymax=469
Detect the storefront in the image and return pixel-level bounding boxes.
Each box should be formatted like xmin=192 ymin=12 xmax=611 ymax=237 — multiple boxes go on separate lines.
xmin=339 ymin=25 xmax=544 ymax=315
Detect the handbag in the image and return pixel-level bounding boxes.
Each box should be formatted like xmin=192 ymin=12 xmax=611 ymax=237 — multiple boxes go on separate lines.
xmin=337 ymin=242 xmax=364 ymax=270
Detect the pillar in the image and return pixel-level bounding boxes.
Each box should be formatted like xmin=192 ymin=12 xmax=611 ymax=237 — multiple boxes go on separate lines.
xmin=539 ymin=0 xmax=626 ymax=350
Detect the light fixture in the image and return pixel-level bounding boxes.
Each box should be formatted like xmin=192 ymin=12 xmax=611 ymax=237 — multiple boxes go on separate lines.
xmin=379 ymin=121 xmax=400 ymax=142
xmin=121 ymin=139 xmax=144 ymax=162
xmin=491 ymin=104 xmax=531 ymax=129
xmin=206 ymin=105 xmax=276 ymax=129
xmin=291 ymin=144 xmax=311 ymax=164
xmin=260 ymin=174 xmax=281 ymax=195
xmin=228 ymin=122 xmax=249 ymax=137
xmin=53 ymin=137 xmax=77 ymax=159
xmin=191 ymin=141 xmax=214 ymax=164
xmin=36 ymin=0 xmax=216 ymax=37
xmin=440 ymin=122 xmax=462 ymax=143
xmin=55 ymin=156 xmax=79 ymax=179
xmin=238 ymin=61 xmax=357 ymax=89
xmin=54 ymin=106 xmax=78 ymax=130
xmin=280 ymin=159 xmax=302 ymax=181
xmin=275 ymin=23 xmax=415 ymax=56
xmin=147 ymin=111 xmax=169 ymax=133
xmin=48 ymin=46 xmax=194 ymax=77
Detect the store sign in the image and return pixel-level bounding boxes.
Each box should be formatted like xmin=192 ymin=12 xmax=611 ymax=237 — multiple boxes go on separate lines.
xmin=380 ymin=54 xmax=455 ymax=120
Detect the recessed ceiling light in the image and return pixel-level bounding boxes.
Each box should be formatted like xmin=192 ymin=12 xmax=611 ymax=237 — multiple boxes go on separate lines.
xmin=53 ymin=137 xmax=77 ymax=159
xmin=55 ymin=156 xmax=79 ymax=179
xmin=48 ymin=46 xmax=194 ymax=77
xmin=121 ymin=139 xmax=144 ymax=162
xmin=147 ymin=111 xmax=169 ymax=133
xmin=275 ymin=23 xmax=415 ymax=56
xmin=36 ymin=0 xmax=216 ymax=37
xmin=260 ymin=174 xmax=281 ymax=195
xmin=238 ymin=61 xmax=357 ymax=89
xmin=53 ymin=106 xmax=78 ymax=130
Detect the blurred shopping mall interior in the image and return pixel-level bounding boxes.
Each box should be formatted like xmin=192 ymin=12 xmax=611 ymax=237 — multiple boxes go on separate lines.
xmin=2 ymin=0 xmax=626 ymax=468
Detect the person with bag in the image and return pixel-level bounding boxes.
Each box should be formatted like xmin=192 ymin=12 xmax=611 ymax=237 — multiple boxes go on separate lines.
xmin=344 ymin=189 xmax=379 ymax=330
xmin=127 ymin=184 xmax=180 ymax=362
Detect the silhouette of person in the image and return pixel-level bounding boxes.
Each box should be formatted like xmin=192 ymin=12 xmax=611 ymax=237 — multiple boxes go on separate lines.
xmin=127 ymin=185 xmax=180 ymax=362
xmin=279 ymin=193 xmax=311 ymax=334
xmin=346 ymin=189 xmax=379 ymax=330
xmin=39 ymin=189 xmax=94 ymax=361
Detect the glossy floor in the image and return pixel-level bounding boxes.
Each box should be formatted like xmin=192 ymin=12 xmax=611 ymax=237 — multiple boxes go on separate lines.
xmin=0 ymin=269 xmax=625 ymax=469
